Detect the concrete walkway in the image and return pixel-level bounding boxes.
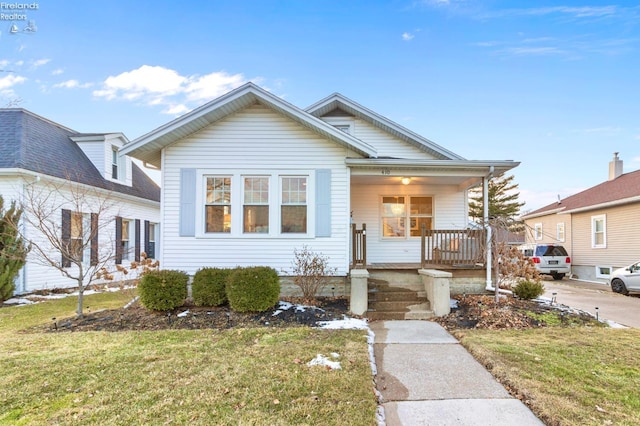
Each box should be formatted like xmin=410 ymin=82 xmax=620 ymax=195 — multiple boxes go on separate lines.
xmin=371 ymin=321 xmax=544 ymax=426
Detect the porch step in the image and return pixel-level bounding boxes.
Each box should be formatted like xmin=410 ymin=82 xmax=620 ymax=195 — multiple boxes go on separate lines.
xmin=367 ymin=279 xmax=433 ymax=321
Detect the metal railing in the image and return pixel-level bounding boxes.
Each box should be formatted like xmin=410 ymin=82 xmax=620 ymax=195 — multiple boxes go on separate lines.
xmin=421 ymin=225 xmax=485 ymax=268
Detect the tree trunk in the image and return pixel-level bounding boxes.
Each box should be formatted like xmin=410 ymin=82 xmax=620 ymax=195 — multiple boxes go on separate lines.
xmin=76 ymin=278 xmax=84 ymax=318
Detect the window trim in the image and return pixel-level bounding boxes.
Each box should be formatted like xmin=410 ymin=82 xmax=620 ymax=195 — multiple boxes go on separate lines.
xmin=534 ymin=223 xmax=543 ymax=241
xmin=595 ymin=265 xmax=612 ymax=279
xmin=195 ymin=169 xmax=315 ymax=238
xmin=591 ymin=214 xmax=607 ymax=248
xmin=380 ymin=194 xmax=434 ymax=240
xmin=111 ymin=146 xmax=119 ymax=180
xmin=556 ymin=222 xmax=565 ymax=242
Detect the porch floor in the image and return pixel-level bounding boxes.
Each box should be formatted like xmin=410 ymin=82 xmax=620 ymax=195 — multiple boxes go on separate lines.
xmin=354 ymin=262 xmax=484 ymax=271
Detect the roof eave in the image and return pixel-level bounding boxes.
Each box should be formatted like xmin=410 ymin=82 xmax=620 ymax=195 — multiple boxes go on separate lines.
xmin=307 ymin=94 xmax=466 ymax=160
xmin=562 ymin=195 xmax=640 ymax=214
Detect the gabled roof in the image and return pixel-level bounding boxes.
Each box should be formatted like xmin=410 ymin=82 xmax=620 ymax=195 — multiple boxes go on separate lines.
xmin=0 ymin=109 xmax=160 ymax=202
xmin=120 ymin=82 xmax=378 ymax=167
xmin=523 ymin=169 xmax=640 ymax=219
xmin=306 ymin=93 xmax=465 ymax=160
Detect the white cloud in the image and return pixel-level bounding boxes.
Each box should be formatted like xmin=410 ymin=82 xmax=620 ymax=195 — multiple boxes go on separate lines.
xmin=51 ymin=68 xmax=64 ymax=75
xmin=31 ymin=58 xmax=50 ymax=68
xmin=481 ymin=6 xmax=619 ymax=19
xmin=402 ymin=32 xmax=415 ymax=41
xmin=53 ymin=79 xmax=93 ymax=89
xmin=184 ymin=71 xmax=248 ymax=102
xmin=500 ymin=46 xmax=565 ymax=56
xmin=93 ymin=65 xmax=254 ymax=114
xmin=577 ymin=126 xmax=621 ymax=134
xmin=0 ymin=74 xmax=26 ymax=90
xmin=0 ymin=60 xmax=10 ymax=68
xmin=631 ymin=156 xmax=640 ymax=163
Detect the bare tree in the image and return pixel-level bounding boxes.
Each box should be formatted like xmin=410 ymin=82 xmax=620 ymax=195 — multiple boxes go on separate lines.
xmin=18 ymin=176 xmax=121 ymax=317
xmin=476 ymin=217 xmax=540 ymax=304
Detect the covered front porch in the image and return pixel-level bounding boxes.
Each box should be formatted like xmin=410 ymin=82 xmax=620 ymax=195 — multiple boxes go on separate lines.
xmin=349 ymin=226 xmax=488 ymax=319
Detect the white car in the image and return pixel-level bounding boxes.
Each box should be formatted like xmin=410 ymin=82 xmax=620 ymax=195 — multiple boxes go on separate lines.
xmin=610 ymin=261 xmax=640 ymax=295
xmin=518 ymin=244 xmax=571 ymax=280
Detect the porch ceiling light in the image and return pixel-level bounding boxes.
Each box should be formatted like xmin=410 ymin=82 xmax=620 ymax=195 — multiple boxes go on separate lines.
xmin=401 ymin=177 xmax=411 ymax=185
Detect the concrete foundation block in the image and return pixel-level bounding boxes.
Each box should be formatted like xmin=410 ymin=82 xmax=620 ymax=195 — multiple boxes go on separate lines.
xmin=350 ymin=269 xmax=370 ymax=315
xmin=419 ymin=269 xmax=452 ymax=317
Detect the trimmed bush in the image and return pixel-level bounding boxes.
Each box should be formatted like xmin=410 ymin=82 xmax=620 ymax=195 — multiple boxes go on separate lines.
xmin=513 ymin=279 xmax=545 ymax=300
xmin=226 ymin=266 xmax=280 ymax=312
xmin=192 ymin=267 xmax=233 ymax=306
xmin=138 ymin=269 xmax=189 ymax=311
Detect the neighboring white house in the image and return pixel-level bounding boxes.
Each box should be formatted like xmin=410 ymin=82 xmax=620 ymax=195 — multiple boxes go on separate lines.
xmin=0 ymin=109 xmax=161 ymax=294
xmin=120 ymin=83 xmax=518 ymax=286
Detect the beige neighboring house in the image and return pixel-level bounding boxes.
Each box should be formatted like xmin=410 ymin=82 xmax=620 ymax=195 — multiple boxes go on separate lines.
xmin=522 ymin=153 xmax=640 ymax=283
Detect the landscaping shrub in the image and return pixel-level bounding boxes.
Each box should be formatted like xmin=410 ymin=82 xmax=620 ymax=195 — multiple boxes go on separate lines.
xmin=226 ymin=266 xmax=280 ymax=312
xmin=513 ymin=279 xmax=545 ymax=300
xmin=288 ymin=245 xmax=337 ymax=301
xmin=192 ymin=267 xmax=233 ymax=306
xmin=138 ymin=269 xmax=189 ymax=311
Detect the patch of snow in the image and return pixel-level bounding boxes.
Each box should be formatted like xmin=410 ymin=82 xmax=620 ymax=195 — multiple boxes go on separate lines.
xmin=449 ymin=298 xmax=458 ymax=309
xmin=307 ymin=353 xmax=341 ymax=370
xmin=177 ymin=310 xmax=190 ymax=318
xmin=317 ymin=315 xmax=368 ymax=330
xmin=3 ymin=297 xmax=36 ymax=305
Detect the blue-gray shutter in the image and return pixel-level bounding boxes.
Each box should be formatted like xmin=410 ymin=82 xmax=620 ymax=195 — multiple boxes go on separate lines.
xmin=315 ymin=169 xmax=331 ymax=237
xmin=179 ymin=168 xmax=197 ymax=237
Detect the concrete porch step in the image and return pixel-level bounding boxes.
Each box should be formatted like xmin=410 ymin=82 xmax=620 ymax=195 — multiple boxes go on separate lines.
xmin=369 ymin=289 xmax=428 ymax=302
xmin=370 ymin=299 xmax=430 ymax=312
xmin=367 ymin=309 xmax=435 ymax=321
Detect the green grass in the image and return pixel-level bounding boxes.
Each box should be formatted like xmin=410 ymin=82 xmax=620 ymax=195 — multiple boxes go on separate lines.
xmin=0 ymin=293 xmax=377 ymax=425
xmin=456 ymin=327 xmax=640 ymax=426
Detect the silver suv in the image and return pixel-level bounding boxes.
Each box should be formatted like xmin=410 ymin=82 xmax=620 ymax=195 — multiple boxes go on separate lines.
xmin=519 ymin=244 xmax=571 ymax=280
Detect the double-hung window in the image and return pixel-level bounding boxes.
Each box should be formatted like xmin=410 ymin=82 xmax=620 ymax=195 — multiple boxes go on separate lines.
xmin=382 ymin=196 xmax=433 ymax=238
xmin=111 ymin=147 xmax=119 ymax=179
xmin=556 ymin=223 xmax=565 ymax=242
xmin=534 ymin=223 xmax=543 ymax=240
xmin=205 ymin=177 xmax=232 ymax=233
xmin=243 ymin=177 xmax=269 ymax=233
xmin=121 ymin=219 xmax=131 ymax=260
xmin=70 ymin=212 xmax=84 ymax=262
xmin=281 ymin=176 xmax=307 ymax=233
xmin=592 ymin=215 xmax=606 ymax=248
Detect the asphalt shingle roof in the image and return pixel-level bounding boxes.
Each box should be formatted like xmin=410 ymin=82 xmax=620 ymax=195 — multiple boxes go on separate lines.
xmin=0 ymin=109 xmax=160 ymax=202
xmin=525 ymin=169 xmax=640 ymax=217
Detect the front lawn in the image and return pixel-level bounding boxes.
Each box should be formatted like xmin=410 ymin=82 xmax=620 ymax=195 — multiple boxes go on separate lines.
xmin=0 ymin=293 xmax=377 ymax=425
xmin=457 ymin=327 xmax=640 ymax=426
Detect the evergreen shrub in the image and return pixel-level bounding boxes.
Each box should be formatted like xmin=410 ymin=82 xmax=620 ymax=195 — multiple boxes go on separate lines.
xmin=138 ymin=269 xmax=188 ymax=311
xmin=226 ymin=266 xmax=280 ymax=312
xmin=513 ymin=279 xmax=545 ymax=300
xmin=192 ymin=267 xmax=233 ymax=306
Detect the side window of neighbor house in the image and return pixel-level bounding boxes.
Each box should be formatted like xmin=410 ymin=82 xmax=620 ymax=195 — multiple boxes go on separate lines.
xmin=111 ymin=147 xmax=119 ymax=180
xmin=534 ymin=223 xmax=543 ymax=240
xmin=281 ymin=176 xmax=307 ymax=233
xmin=121 ymin=219 xmax=131 ymax=260
xmin=205 ymin=177 xmax=232 ymax=233
xmin=592 ymin=215 xmax=606 ymax=248
xmin=243 ymin=177 xmax=269 ymax=233
xmin=70 ymin=212 xmax=84 ymax=261
xmin=556 ymin=223 xmax=565 ymax=242
xmin=146 ymin=223 xmax=156 ymax=259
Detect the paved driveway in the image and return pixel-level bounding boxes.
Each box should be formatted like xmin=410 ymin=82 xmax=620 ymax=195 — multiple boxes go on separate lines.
xmin=542 ymin=278 xmax=640 ymax=328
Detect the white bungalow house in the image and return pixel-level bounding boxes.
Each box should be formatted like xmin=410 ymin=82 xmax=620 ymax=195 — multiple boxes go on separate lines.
xmin=121 ymin=83 xmax=518 ymax=317
xmin=0 ymin=109 xmax=161 ymax=294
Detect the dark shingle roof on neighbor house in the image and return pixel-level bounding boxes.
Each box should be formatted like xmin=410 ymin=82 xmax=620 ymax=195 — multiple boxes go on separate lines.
xmin=523 ymin=169 xmax=640 ymax=218
xmin=0 ymin=109 xmax=160 ymax=202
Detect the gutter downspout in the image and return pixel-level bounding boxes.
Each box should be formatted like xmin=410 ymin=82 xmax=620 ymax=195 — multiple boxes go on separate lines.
xmin=484 ymin=166 xmax=494 ymax=291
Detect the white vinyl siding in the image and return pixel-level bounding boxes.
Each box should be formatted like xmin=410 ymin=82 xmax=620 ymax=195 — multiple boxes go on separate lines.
xmin=162 ymin=104 xmax=350 ymax=275
xmin=347 ymin=117 xmax=438 ymax=159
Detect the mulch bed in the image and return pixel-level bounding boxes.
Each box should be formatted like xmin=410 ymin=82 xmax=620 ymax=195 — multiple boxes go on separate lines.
xmin=40 ymin=297 xmax=351 ymax=333
xmin=434 ymin=294 xmax=600 ymax=330
xmin=21 ymin=292 xmax=600 ymax=333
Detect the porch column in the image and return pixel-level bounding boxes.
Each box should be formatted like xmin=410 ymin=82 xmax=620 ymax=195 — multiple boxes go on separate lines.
xmin=349 ymin=269 xmax=369 ymax=316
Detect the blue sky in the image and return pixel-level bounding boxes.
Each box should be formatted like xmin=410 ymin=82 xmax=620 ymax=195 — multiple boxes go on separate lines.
xmin=1 ymin=0 xmax=639 ymax=211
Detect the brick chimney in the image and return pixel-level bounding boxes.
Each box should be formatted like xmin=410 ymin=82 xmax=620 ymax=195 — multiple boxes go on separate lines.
xmin=608 ymin=152 xmax=623 ymax=181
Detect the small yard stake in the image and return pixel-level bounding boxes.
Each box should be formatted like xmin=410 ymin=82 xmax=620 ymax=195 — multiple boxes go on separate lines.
xmin=551 ymin=292 xmax=557 ymax=304
xmin=595 ymin=307 xmax=599 ymax=321
xmin=52 ymin=317 xmax=57 ymax=330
